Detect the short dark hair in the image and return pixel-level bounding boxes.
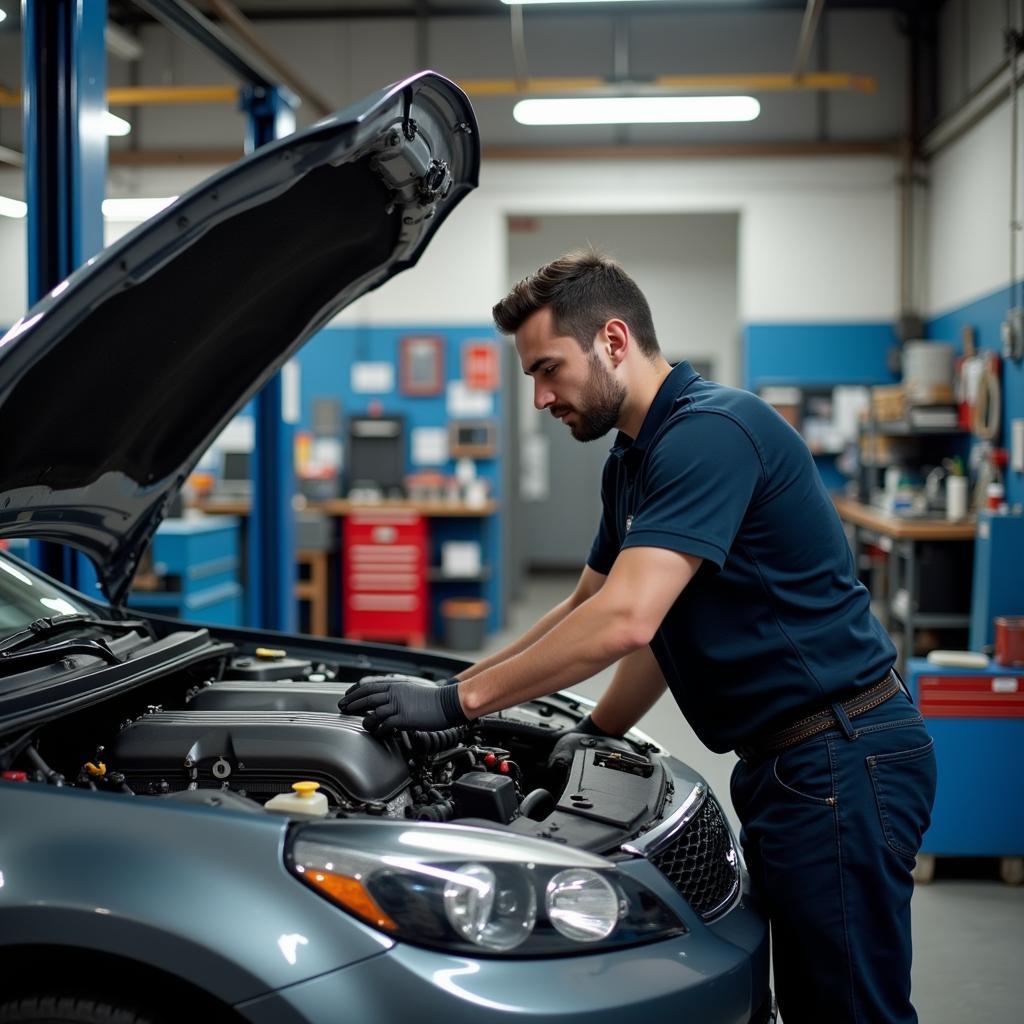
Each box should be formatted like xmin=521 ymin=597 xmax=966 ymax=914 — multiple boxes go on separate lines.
xmin=492 ymin=249 xmax=660 ymax=358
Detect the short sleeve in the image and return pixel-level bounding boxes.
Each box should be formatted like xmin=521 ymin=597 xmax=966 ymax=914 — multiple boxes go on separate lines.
xmin=586 ymin=457 xmax=621 ymax=575
xmin=622 ymin=412 xmax=764 ymax=569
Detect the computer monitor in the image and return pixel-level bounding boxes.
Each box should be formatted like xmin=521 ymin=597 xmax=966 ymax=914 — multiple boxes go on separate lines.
xmin=346 ymin=416 xmax=405 ymax=497
xmin=218 ymin=450 xmax=252 ymax=497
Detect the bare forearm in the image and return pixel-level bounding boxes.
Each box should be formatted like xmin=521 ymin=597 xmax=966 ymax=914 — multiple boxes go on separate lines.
xmin=456 ymin=596 xmax=577 ymax=681
xmin=459 ymin=590 xmax=645 ymax=718
xmin=588 ymin=644 xmax=667 ymax=736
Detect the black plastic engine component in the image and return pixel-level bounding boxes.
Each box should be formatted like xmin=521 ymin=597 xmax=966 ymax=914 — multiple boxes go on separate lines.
xmin=452 ymin=771 xmax=518 ymax=824
xmin=225 ymin=655 xmax=314 ymax=681
xmin=555 ymin=746 xmax=661 ymax=830
xmin=189 ymin=680 xmax=349 ymax=712
xmin=105 ymin=710 xmax=409 ymax=806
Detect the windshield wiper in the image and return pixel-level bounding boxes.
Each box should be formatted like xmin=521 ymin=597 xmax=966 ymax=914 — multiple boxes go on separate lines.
xmin=0 ymin=614 xmax=151 ymax=657
xmin=0 ymin=637 xmax=122 ymax=677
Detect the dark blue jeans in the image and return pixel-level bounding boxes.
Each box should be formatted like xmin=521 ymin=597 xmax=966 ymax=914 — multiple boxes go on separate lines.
xmin=730 ymin=690 xmax=937 ymax=1024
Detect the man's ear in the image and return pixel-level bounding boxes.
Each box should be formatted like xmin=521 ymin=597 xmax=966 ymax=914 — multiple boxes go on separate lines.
xmin=603 ymin=319 xmax=630 ymax=366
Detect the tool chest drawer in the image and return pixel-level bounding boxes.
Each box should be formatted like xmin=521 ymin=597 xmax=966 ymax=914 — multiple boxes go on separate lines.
xmin=342 ymin=512 xmax=428 ymax=646
xmin=907 ymin=659 xmax=1024 ymax=857
xmin=916 ymin=672 xmax=1024 ymax=718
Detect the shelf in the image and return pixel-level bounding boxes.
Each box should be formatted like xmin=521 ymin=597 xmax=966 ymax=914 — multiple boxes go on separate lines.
xmin=889 ymin=608 xmax=971 ymax=628
xmin=427 ymin=568 xmax=491 ymax=582
xmin=864 ymin=421 xmax=967 ymax=437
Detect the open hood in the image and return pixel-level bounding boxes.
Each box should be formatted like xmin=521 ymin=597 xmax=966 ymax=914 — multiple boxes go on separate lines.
xmin=0 ymin=72 xmax=479 ymax=606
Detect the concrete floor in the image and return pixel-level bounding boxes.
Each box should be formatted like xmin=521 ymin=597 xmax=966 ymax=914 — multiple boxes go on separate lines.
xmin=437 ymin=570 xmax=1024 ymax=1024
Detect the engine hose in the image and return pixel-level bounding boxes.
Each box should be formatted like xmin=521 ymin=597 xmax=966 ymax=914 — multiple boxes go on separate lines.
xmin=519 ymin=788 xmax=554 ymax=821
xmin=25 ymin=746 xmax=65 ymax=786
xmin=408 ymin=728 xmax=463 ymax=754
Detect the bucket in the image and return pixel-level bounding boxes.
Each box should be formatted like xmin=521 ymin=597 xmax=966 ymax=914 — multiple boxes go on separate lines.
xmin=994 ymin=616 xmax=1024 ymax=667
xmin=440 ymin=597 xmax=489 ymax=651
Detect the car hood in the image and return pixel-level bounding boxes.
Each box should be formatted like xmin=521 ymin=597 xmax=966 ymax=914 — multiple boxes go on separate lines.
xmin=0 ymin=72 xmax=478 ymax=606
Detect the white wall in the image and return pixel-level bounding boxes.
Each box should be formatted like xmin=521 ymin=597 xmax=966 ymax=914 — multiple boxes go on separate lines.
xmin=926 ymin=97 xmax=1022 ymax=315
xmin=505 ymin=212 xmax=739 ymax=383
xmin=0 ymin=154 xmax=901 ymax=331
xmin=338 ymin=155 xmax=899 ymax=328
xmin=928 ymin=0 xmax=1023 ymax=314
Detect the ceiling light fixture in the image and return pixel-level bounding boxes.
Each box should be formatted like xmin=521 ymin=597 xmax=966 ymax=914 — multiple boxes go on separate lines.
xmin=103 ymin=111 xmax=132 ymax=137
xmin=501 ymin=1 xmax=679 ymax=5
xmin=105 ymin=23 xmax=144 ymax=62
xmin=0 ymin=10 xmax=7 ymax=25
xmin=513 ymin=95 xmax=760 ymax=125
xmin=102 ymin=197 xmax=178 ymax=220
xmin=0 ymin=195 xmax=27 ymax=219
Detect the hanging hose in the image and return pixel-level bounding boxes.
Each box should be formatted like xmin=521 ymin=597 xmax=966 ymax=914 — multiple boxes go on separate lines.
xmin=972 ymin=354 xmax=1003 ymax=441
xmin=519 ymin=788 xmax=555 ymax=821
xmin=25 ymin=746 xmax=64 ymax=786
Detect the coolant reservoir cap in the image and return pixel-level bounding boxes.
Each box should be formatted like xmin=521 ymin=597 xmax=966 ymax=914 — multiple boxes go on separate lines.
xmin=255 ymin=647 xmax=287 ymax=659
xmin=292 ymin=781 xmax=321 ymax=799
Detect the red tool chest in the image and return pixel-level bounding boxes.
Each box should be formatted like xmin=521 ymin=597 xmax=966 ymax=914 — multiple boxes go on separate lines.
xmin=342 ymin=511 xmax=428 ymax=647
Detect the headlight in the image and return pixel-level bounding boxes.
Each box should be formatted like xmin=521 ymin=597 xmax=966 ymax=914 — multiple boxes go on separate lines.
xmin=289 ymin=822 xmax=685 ymax=957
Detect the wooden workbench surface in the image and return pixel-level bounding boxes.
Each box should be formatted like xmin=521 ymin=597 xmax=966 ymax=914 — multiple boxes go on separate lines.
xmin=832 ymin=495 xmax=976 ymax=540
xmin=196 ymin=497 xmax=497 ymax=518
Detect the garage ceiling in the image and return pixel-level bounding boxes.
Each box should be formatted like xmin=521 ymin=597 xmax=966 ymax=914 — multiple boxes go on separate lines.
xmin=0 ymin=1 xmax=947 ymax=164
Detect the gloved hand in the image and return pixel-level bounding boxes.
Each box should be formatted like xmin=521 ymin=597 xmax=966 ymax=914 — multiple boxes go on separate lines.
xmin=338 ymin=674 xmax=468 ymax=736
xmin=547 ymin=713 xmax=622 ymax=771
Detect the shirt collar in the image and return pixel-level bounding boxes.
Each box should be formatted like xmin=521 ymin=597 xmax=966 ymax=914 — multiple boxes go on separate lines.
xmin=609 ymin=360 xmax=701 ymax=465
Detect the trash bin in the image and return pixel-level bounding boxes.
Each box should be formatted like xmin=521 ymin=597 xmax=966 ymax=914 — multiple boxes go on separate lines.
xmin=440 ymin=597 xmax=489 ymax=651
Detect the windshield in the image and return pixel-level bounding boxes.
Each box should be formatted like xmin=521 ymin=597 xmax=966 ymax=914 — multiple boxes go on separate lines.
xmin=0 ymin=551 xmax=89 ymax=639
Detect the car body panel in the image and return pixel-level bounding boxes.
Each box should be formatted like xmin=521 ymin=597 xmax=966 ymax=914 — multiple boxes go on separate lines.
xmin=0 ymin=783 xmax=395 ymax=1002
xmin=0 ymin=71 xmax=478 ymax=606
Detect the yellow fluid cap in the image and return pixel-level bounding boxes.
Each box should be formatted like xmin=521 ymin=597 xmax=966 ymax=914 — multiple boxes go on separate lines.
xmin=292 ymin=781 xmax=321 ymax=799
xmin=85 ymin=761 xmax=107 ymax=777
xmin=255 ymin=647 xmax=287 ymax=659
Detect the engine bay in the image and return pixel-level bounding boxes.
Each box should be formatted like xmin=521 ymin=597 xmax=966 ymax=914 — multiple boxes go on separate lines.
xmin=1 ymin=631 xmax=674 ymax=855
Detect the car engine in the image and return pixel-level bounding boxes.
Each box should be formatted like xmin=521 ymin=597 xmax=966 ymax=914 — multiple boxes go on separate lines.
xmin=5 ymin=635 xmax=743 ymax=922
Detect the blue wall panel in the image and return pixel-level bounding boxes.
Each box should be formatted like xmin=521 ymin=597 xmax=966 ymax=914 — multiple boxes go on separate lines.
xmin=744 ymin=322 xmax=899 ymax=392
xmin=296 ymin=325 xmax=504 ymax=634
xmin=928 ymin=282 xmax=1024 ymax=508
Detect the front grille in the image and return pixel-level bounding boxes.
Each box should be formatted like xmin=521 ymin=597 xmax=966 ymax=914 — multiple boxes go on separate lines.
xmin=649 ymin=795 xmax=740 ymax=920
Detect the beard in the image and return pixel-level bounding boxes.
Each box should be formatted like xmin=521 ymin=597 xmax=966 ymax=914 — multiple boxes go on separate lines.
xmin=553 ymin=353 xmax=626 ymax=442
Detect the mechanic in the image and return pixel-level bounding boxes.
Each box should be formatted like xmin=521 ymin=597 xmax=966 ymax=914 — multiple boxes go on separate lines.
xmin=339 ymin=250 xmax=937 ymax=1024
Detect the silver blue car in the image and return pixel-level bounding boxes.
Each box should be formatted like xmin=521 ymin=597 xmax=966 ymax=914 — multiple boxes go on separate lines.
xmin=0 ymin=72 xmax=771 ymax=1024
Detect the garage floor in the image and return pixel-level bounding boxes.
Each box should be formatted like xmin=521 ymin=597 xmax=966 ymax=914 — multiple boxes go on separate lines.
xmin=445 ymin=570 xmax=1024 ymax=1024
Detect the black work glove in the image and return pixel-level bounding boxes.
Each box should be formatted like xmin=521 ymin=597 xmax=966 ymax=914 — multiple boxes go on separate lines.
xmin=547 ymin=713 xmax=622 ymax=771
xmin=338 ymin=674 xmax=468 ymax=736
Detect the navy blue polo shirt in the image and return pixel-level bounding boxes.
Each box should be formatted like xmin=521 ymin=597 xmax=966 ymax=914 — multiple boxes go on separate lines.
xmin=587 ymin=361 xmax=896 ymax=753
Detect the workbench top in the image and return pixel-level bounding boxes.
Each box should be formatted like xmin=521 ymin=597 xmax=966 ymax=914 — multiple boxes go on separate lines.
xmin=832 ymin=495 xmax=976 ymax=541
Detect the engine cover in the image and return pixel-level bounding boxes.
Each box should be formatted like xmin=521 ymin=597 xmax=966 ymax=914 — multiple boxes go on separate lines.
xmin=107 ymin=709 xmax=409 ymax=807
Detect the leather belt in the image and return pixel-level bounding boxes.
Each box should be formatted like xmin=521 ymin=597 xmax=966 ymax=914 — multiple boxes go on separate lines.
xmin=736 ymin=671 xmax=901 ymax=762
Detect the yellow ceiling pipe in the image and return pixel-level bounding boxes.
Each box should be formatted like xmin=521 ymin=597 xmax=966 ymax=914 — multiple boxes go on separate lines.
xmin=0 ymin=72 xmax=877 ymax=111
xmin=0 ymin=85 xmax=240 ymax=108
xmin=459 ymin=73 xmax=877 ymax=96
xmin=106 ymin=85 xmax=240 ymax=105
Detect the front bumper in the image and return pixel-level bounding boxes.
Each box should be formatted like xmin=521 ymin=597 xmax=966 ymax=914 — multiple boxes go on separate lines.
xmin=235 ymin=894 xmax=769 ymax=1024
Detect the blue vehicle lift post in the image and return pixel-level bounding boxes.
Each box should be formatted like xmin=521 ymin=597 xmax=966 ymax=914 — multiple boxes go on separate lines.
xmin=128 ymin=0 xmax=299 ymax=631
xmin=21 ymin=0 xmax=106 ymax=596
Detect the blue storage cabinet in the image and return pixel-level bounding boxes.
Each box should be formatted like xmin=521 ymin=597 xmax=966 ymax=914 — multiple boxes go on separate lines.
xmin=969 ymin=511 xmax=1024 ymax=652
xmin=906 ymin=657 xmax=1024 ymax=879
xmin=128 ymin=517 xmax=243 ymax=626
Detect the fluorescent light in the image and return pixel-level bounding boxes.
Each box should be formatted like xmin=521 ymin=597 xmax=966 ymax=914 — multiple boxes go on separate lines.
xmin=103 ymin=111 xmax=132 ymax=137
xmin=513 ymin=95 xmax=761 ymax=125
xmin=105 ymin=23 xmax=143 ymax=62
xmin=501 ymin=1 xmax=677 ymax=5
xmin=0 ymin=195 xmax=27 ymax=219
xmin=102 ymin=196 xmax=178 ymax=220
